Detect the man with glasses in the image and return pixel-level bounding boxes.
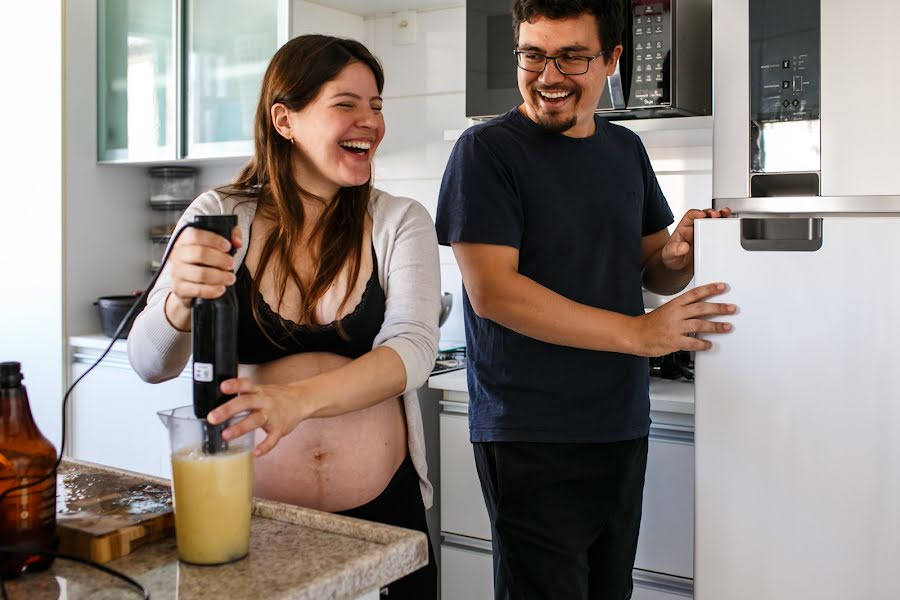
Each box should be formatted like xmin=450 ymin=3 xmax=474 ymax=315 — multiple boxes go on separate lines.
xmin=435 ymin=0 xmax=733 ymax=598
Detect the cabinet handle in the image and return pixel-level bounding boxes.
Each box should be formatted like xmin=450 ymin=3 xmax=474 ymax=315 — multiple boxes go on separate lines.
xmin=439 ymin=400 xmax=469 ymax=415
xmin=441 ymin=533 xmax=493 ymax=553
xmin=648 ymin=427 xmax=694 ymax=445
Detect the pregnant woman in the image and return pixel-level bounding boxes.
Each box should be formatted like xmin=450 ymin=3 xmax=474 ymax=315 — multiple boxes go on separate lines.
xmin=128 ymin=34 xmax=440 ymax=598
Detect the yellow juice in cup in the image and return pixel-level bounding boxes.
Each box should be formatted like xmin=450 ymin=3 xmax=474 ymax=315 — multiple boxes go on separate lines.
xmin=171 ymin=446 xmax=253 ymax=565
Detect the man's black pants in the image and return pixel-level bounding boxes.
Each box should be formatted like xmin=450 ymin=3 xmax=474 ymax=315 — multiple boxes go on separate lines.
xmin=473 ymin=437 xmax=649 ymax=600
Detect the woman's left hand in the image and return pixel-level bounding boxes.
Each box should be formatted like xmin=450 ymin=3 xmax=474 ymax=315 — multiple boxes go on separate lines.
xmin=207 ymin=378 xmax=309 ymax=457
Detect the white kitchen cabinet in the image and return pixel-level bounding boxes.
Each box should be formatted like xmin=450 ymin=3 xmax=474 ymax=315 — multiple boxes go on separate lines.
xmin=69 ymin=338 xmax=191 ymax=478
xmin=440 ymin=537 xmax=494 ymax=600
xmin=97 ymin=0 xmax=289 ymax=162
xmin=634 ymin=425 xmax=695 ymax=579
xmin=439 ymin=401 xmax=492 ymax=541
xmin=97 ymin=0 xmax=176 ymax=162
xmin=184 ymin=0 xmax=287 ymax=158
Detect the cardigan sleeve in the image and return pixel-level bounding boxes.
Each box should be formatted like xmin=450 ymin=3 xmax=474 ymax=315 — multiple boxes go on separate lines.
xmin=127 ymin=191 xmax=252 ymax=383
xmin=373 ymin=199 xmax=442 ymax=393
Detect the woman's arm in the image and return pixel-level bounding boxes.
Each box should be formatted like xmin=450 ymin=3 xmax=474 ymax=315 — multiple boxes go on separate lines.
xmin=128 ymin=192 xmax=246 ymax=382
xmin=210 ymin=346 xmax=406 ymax=455
xmin=208 ymin=197 xmax=442 ymax=456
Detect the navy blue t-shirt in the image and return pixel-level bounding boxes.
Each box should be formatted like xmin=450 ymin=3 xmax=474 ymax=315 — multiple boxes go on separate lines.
xmin=435 ymin=108 xmax=674 ymax=443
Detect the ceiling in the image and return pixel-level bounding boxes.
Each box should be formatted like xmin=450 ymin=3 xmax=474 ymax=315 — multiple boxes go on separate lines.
xmin=306 ymin=0 xmax=464 ymax=17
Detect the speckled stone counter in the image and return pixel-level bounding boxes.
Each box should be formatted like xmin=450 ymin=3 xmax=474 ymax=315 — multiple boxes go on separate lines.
xmin=3 ymin=460 xmax=428 ymax=599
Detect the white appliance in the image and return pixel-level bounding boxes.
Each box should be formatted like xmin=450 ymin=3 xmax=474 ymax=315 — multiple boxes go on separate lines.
xmin=694 ymin=0 xmax=900 ymax=598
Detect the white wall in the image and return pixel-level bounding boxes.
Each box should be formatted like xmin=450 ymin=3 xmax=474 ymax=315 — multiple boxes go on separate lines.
xmin=294 ymin=1 xmax=366 ymax=40
xmin=0 ymin=0 xmax=65 ymax=446
xmin=365 ymin=6 xmax=470 ymax=348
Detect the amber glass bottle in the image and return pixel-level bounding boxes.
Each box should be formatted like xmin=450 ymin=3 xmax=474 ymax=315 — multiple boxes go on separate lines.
xmin=0 ymin=361 xmax=57 ymax=579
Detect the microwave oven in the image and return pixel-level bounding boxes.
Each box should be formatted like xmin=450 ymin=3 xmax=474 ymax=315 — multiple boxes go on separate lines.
xmin=466 ymin=0 xmax=712 ymax=121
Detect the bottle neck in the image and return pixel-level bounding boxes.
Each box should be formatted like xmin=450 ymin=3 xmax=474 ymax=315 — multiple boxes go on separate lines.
xmin=0 ymin=385 xmax=40 ymax=438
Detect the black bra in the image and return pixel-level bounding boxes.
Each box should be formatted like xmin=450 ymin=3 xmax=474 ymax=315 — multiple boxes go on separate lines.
xmin=235 ymin=244 xmax=386 ymax=364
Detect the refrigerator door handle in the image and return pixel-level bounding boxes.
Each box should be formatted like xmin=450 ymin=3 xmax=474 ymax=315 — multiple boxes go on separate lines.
xmin=740 ymin=217 xmax=823 ymax=252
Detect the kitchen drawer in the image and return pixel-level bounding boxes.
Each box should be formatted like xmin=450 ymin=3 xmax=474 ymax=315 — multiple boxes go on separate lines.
xmin=439 ymin=404 xmax=492 ymax=541
xmin=634 ymin=426 xmax=695 ymax=579
xmin=441 ymin=536 xmax=494 ymax=600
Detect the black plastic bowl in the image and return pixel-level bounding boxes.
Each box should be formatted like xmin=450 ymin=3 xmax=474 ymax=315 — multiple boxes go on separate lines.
xmin=95 ymin=294 xmax=146 ymax=338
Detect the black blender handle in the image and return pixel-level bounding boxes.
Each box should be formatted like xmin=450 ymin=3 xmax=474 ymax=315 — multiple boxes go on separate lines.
xmin=192 ymin=214 xmax=238 ymax=254
xmin=191 ymin=214 xmax=239 ymax=453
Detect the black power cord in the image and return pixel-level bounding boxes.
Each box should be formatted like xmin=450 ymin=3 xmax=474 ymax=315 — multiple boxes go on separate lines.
xmin=0 ymin=222 xmax=203 ymax=598
xmin=0 ymin=548 xmax=150 ymax=599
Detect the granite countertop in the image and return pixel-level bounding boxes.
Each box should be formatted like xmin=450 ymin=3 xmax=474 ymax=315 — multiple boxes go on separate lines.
xmin=428 ymin=368 xmax=695 ymax=415
xmin=4 ymin=460 xmax=427 ymax=600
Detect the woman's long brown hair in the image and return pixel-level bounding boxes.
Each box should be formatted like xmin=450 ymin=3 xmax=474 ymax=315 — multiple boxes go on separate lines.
xmin=218 ymin=35 xmax=385 ymax=343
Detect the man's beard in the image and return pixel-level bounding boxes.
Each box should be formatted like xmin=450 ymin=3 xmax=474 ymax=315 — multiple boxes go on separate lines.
xmin=531 ymin=88 xmax=578 ymax=133
xmin=534 ymin=113 xmax=577 ymax=134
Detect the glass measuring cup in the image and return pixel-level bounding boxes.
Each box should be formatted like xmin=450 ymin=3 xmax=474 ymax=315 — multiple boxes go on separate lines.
xmin=157 ymin=406 xmax=254 ymax=565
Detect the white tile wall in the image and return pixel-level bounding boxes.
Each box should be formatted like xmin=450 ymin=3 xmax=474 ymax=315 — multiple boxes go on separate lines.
xmin=293 ymin=1 xmax=365 ymax=40
xmin=657 ymin=171 xmax=714 ymax=227
xmin=366 ymin=6 xmax=469 ymax=348
xmin=369 ymin=8 xmax=466 ymax=98
xmin=367 ymin=6 xmax=714 ymax=344
xmin=375 ymin=93 xmax=468 ymax=180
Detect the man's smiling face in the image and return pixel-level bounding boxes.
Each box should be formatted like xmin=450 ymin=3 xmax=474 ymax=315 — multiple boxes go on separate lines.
xmin=516 ymin=13 xmax=621 ymax=138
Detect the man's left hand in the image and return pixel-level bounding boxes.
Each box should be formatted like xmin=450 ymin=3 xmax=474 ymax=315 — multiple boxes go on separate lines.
xmin=661 ymin=207 xmax=732 ymax=272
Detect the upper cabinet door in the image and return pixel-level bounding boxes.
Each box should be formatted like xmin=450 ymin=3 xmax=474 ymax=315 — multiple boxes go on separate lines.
xmin=183 ymin=0 xmax=289 ymax=159
xmin=98 ymin=0 xmax=177 ymax=162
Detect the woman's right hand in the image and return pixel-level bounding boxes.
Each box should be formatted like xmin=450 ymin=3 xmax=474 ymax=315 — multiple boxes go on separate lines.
xmin=163 ymin=225 xmax=242 ymax=331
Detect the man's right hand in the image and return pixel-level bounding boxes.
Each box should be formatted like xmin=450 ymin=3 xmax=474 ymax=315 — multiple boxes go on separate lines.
xmin=163 ymin=225 xmax=241 ymax=331
xmin=633 ymin=282 xmax=735 ymax=357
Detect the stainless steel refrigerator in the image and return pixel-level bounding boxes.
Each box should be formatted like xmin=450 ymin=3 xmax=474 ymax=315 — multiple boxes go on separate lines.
xmin=694 ymin=0 xmax=900 ymax=598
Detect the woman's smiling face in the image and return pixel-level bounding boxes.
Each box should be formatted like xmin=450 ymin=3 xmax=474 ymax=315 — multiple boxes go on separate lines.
xmin=280 ymin=61 xmax=385 ymax=199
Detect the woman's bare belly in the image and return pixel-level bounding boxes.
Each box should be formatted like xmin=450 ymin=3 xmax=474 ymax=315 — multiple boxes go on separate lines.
xmin=239 ymin=353 xmax=408 ymax=512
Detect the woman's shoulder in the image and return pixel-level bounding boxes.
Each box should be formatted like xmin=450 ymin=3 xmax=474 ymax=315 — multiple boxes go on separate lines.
xmin=183 ymin=189 xmax=258 ymax=227
xmin=368 ymin=187 xmax=432 ymax=227
xmin=193 ymin=189 xmax=258 ymax=213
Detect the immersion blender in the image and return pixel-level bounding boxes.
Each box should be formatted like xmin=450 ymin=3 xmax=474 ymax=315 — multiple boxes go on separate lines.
xmin=190 ymin=215 xmax=238 ymax=454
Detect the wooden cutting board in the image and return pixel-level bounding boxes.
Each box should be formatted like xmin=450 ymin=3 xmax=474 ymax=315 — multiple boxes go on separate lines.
xmin=56 ymin=463 xmax=175 ymax=564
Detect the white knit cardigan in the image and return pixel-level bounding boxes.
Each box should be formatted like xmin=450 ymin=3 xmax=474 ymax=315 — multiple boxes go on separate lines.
xmin=127 ymin=188 xmax=441 ymax=507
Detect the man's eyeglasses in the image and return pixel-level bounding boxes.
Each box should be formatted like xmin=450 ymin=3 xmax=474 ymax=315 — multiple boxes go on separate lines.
xmin=513 ymin=50 xmax=603 ymax=75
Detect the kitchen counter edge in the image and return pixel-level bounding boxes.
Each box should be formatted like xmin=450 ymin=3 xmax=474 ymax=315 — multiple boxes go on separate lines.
xmin=428 ymin=368 xmax=695 ymax=415
xmin=8 ymin=458 xmax=427 ymax=600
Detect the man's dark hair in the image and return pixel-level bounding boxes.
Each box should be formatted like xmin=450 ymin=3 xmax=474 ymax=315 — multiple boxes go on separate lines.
xmin=511 ymin=0 xmax=625 ymax=61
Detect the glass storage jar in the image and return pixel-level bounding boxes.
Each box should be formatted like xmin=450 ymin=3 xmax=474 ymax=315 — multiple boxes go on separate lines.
xmin=149 ymin=201 xmax=191 ymax=273
xmin=148 ymin=166 xmax=198 ymax=205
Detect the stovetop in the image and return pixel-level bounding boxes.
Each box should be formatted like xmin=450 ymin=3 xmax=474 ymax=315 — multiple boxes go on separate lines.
xmin=431 ymin=347 xmax=466 ymax=375
xmin=649 ymin=350 xmax=694 ymax=381
xmin=429 ymin=347 xmax=693 ymax=380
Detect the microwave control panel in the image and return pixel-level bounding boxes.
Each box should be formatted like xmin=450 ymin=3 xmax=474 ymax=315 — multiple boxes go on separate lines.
xmin=628 ymin=1 xmax=671 ymax=108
